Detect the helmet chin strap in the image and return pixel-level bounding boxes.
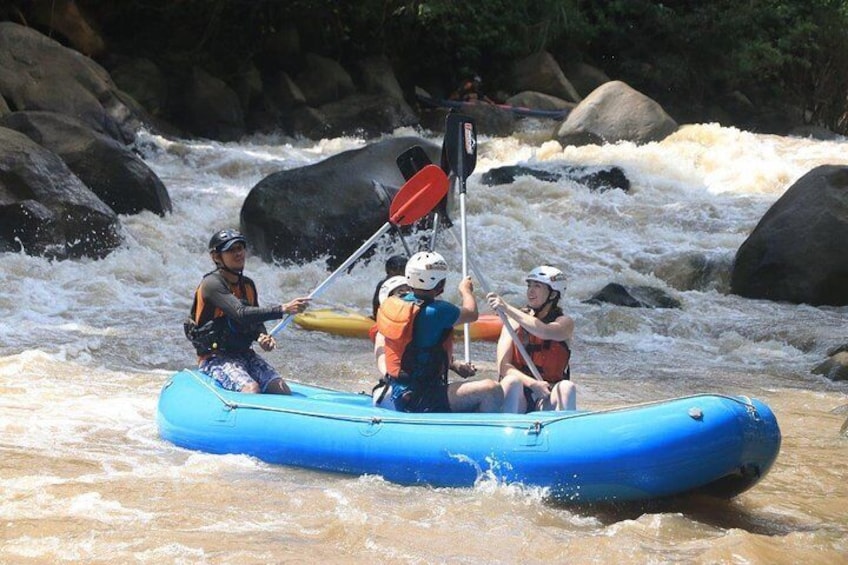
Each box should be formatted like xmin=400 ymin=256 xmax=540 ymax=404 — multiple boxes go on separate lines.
xmin=212 ymin=252 xmax=243 ymax=277
xmin=531 ymin=287 xmax=558 ymax=317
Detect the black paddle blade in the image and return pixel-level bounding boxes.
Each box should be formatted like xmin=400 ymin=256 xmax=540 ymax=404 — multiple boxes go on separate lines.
xmin=440 ymin=131 xmax=450 ymax=175
xmin=396 ymin=146 xmax=432 ymax=182
xmin=396 ymin=144 xmax=452 ymax=227
xmin=445 ymin=113 xmax=477 ymax=184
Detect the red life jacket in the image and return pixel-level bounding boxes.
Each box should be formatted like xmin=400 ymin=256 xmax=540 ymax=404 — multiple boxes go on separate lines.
xmin=511 ymin=306 xmax=571 ymax=384
xmin=376 ymin=296 xmax=453 ymax=384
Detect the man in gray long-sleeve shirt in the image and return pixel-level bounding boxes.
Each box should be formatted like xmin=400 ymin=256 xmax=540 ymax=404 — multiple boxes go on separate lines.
xmin=185 ymin=228 xmax=310 ymax=394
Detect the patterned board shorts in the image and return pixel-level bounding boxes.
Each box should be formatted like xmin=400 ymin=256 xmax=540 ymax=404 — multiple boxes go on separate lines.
xmin=200 ymin=351 xmax=282 ymax=392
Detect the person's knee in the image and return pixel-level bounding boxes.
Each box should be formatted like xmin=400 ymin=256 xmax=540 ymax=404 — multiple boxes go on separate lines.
xmin=499 ymin=374 xmax=520 ymax=392
xmin=552 ymin=381 xmax=576 ymax=410
xmin=240 ymin=381 xmax=260 ymax=394
xmin=488 ymin=380 xmax=504 ymax=396
xmin=484 ymin=380 xmax=504 ymax=406
xmin=265 ymin=378 xmax=291 ymax=395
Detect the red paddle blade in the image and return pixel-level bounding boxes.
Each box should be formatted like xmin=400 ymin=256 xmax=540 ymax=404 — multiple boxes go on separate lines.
xmin=389 ymin=164 xmax=449 ymax=226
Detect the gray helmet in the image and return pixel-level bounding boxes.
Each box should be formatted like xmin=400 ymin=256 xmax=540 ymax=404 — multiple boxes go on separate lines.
xmin=209 ymin=229 xmax=246 ymax=253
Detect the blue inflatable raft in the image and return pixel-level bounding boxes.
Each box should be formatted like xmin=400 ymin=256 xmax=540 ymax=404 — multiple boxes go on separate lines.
xmin=157 ymin=369 xmax=781 ymax=503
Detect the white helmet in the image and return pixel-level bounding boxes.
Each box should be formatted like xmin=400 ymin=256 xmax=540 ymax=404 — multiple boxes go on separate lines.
xmin=405 ymin=251 xmax=448 ymax=290
xmin=526 ymin=266 xmax=566 ymax=293
xmin=378 ymin=275 xmax=410 ymax=305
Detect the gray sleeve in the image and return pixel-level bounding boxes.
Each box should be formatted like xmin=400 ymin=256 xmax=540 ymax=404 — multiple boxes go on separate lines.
xmin=199 ymin=275 xmax=283 ymax=326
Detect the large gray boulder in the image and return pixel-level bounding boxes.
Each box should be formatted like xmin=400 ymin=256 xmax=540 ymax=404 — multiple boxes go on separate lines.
xmin=241 ymin=137 xmax=441 ymax=265
xmin=16 ymin=0 xmax=105 ymax=56
xmin=356 ymin=55 xmax=406 ymax=101
xmin=312 ymin=93 xmax=419 ymax=139
xmin=510 ymin=51 xmax=581 ymax=103
xmin=0 ymin=127 xmax=121 ymax=258
xmin=731 ymin=165 xmax=848 ymax=306
xmin=110 ymin=57 xmax=169 ymax=117
xmin=296 ymin=53 xmax=357 ymax=107
xmin=583 ymin=283 xmax=681 ymax=309
xmin=564 ymin=62 xmax=611 ymax=99
xmin=556 ymin=81 xmax=678 ymax=146
xmin=1 ymin=111 xmax=171 ymax=216
xmin=0 ymin=22 xmax=142 ymax=143
xmin=480 ymin=164 xmax=630 ymax=193
xmin=812 ymin=348 xmax=848 ymax=382
xmin=169 ymin=67 xmax=245 ymax=141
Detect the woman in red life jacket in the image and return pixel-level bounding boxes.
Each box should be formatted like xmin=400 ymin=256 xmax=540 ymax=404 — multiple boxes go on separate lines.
xmin=184 ymin=229 xmax=310 ymax=394
xmin=372 ymin=251 xmax=503 ymax=413
xmin=486 ymin=266 xmax=576 ymax=413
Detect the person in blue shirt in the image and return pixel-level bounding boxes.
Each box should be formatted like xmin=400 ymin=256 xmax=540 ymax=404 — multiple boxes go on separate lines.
xmin=372 ymin=251 xmax=503 ymax=413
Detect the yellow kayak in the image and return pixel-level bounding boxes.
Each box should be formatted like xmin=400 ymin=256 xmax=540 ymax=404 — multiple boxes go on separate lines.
xmin=293 ymin=309 xmax=502 ymax=341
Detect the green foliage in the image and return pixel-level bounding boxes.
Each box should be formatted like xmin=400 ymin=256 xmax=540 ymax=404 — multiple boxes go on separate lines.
xmin=571 ymin=0 xmax=848 ymax=131
xmin=56 ymin=0 xmax=848 ymax=133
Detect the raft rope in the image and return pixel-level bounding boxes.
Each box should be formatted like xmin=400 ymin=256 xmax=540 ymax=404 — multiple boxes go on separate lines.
xmin=181 ymin=369 xmax=760 ymax=429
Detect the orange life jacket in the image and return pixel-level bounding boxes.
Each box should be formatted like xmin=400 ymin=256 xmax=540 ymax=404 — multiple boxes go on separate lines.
xmin=376 ymin=296 xmax=453 ymax=384
xmin=511 ymin=307 xmax=571 ymax=384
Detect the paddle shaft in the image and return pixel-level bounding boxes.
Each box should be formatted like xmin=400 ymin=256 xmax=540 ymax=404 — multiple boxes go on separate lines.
xmin=449 ymin=120 xmax=472 ymax=362
xmin=373 ymin=180 xmax=413 ymax=257
xmin=428 ymin=212 xmax=440 ymax=252
xmin=269 ymin=222 xmax=392 ymax=336
xmin=459 ymin=189 xmax=471 ymax=362
xmin=446 ymin=226 xmax=543 ymax=381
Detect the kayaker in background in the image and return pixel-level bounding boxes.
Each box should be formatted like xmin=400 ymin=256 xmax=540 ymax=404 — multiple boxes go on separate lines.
xmin=449 ymin=74 xmax=495 ymax=104
xmin=184 ymin=228 xmax=310 ymax=395
xmin=486 ymin=266 xmax=577 ymax=413
xmin=372 ymin=251 xmax=504 ymax=413
xmin=371 ymin=254 xmax=408 ymax=319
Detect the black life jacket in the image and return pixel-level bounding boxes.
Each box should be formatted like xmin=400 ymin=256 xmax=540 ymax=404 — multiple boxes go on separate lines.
xmin=376 ymin=295 xmax=454 ymax=387
xmin=183 ymin=271 xmax=260 ymax=356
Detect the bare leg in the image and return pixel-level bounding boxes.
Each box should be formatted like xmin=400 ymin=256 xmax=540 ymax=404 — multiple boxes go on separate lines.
xmin=448 ymin=379 xmax=504 ymax=413
xmin=499 ymin=374 xmax=528 ymax=414
xmin=550 ymin=381 xmax=577 ymax=411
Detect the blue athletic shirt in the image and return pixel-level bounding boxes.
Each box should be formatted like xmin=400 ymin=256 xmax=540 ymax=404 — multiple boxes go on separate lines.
xmin=402 ymin=293 xmax=460 ymax=346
